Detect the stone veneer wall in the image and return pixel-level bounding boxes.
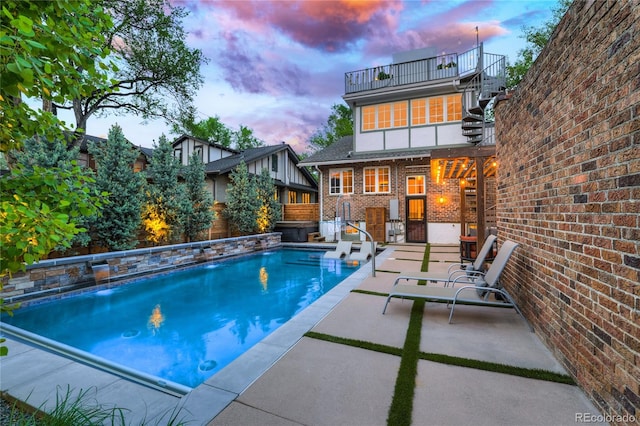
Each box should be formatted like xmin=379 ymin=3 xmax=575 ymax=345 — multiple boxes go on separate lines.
xmin=3 ymin=233 xmax=281 ymax=301
xmin=495 ymin=1 xmax=639 ymax=422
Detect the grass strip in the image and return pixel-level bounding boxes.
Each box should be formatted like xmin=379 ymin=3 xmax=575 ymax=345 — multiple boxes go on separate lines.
xmin=304 ymin=331 xmax=402 ymax=357
xmin=303 ymin=331 xmax=576 ymax=385
xmin=420 ymin=244 xmax=431 ymax=272
xmin=417 ymin=352 xmax=575 ymax=384
xmin=351 ymin=289 xmax=388 ymax=297
xmin=386 ymin=298 xmax=424 ymax=426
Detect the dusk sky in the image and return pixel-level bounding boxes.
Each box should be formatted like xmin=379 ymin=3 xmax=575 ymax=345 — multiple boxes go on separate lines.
xmin=79 ymin=0 xmax=560 ymax=153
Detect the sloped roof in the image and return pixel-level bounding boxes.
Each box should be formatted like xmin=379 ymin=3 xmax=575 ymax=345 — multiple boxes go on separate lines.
xmin=298 ymin=135 xmax=434 ymax=166
xmin=204 ymin=144 xmax=318 ymax=190
xmin=172 ymin=134 xmax=238 ymax=154
xmin=78 ymin=134 xmax=152 ymax=158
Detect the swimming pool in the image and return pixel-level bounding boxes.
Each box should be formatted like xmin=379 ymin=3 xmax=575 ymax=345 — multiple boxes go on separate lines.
xmin=0 ymin=249 xmax=359 ymax=390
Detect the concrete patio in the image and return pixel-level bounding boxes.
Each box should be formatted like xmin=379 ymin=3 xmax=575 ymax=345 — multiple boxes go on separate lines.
xmin=0 ymin=244 xmax=605 ymax=425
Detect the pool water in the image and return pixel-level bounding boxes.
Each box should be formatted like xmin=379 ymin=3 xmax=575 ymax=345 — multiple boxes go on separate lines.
xmin=1 ymin=249 xmax=359 ymax=388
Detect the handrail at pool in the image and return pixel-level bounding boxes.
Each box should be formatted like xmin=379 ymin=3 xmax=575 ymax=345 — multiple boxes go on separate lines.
xmin=346 ymin=221 xmax=376 ymax=277
xmin=0 ymin=322 xmax=192 ymax=397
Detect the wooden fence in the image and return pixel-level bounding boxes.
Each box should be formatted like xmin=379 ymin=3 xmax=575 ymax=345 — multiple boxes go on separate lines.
xmin=282 ymin=204 xmax=319 ymax=221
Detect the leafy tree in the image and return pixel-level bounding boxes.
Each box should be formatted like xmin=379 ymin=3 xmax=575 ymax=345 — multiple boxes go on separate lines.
xmin=255 ymin=168 xmax=282 ymax=233
xmin=224 ymin=161 xmax=260 ymax=235
xmin=0 ymin=0 xmax=117 ymax=154
xmin=309 ymin=103 xmax=353 ymax=151
xmin=142 ymin=135 xmax=184 ymax=244
xmin=506 ymin=0 xmax=572 ymax=89
xmin=51 ymin=0 xmax=206 ymax=142
xmin=171 ymin=115 xmax=234 ymax=148
xmin=181 ymin=151 xmax=215 ymax=242
xmin=89 ymin=124 xmax=145 ymax=250
xmin=0 ymin=0 xmax=115 ymax=355
xmin=234 ymin=125 xmax=265 ymax=150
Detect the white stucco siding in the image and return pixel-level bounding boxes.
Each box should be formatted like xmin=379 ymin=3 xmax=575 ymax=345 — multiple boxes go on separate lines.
xmin=385 ymin=128 xmax=410 ymax=149
xmin=355 ymin=132 xmax=384 ymax=152
xmin=410 ymin=126 xmax=437 ymax=148
xmin=436 ymin=123 xmax=466 ymax=145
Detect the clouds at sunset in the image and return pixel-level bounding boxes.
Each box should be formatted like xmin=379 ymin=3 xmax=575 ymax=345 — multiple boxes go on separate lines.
xmin=89 ymin=0 xmax=556 ymax=153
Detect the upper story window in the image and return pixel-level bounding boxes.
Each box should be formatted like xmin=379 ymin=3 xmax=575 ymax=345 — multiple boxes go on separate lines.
xmin=363 ymin=106 xmax=376 ymax=130
xmin=194 ymin=145 xmax=203 ymax=160
xmin=394 ymin=101 xmax=408 ymax=127
xmin=288 ymin=190 xmax=297 ymax=204
xmin=411 ymin=99 xmax=426 ymax=126
xmin=407 ymin=175 xmax=426 ymax=195
xmin=302 ymin=193 xmax=311 ymax=203
xmin=447 ymin=95 xmax=462 ymax=121
xmin=361 ymin=101 xmax=408 ymax=131
xmin=364 ymin=167 xmax=390 ymax=194
xmin=173 ymin=148 xmax=182 ymax=162
xmin=271 ymin=154 xmax=278 ymax=172
xmin=329 ymin=168 xmax=353 ymax=195
xmin=410 ymin=94 xmax=462 ymax=126
xmin=429 ymin=97 xmax=443 ymax=123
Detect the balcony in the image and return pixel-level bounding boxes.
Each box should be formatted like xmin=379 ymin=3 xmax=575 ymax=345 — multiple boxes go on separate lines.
xmin=344 ymin=45 xmax=502 ymax=95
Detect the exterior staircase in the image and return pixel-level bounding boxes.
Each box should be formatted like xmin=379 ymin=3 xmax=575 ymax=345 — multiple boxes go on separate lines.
xmin=461 ymin=46 xmax=506 ymax=144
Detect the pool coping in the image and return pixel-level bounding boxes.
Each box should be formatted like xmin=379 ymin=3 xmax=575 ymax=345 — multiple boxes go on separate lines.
xmin=1 ymin=244 xmax=395 ymax=424
xmin=176 ymin=244 xmax=395 ymax=422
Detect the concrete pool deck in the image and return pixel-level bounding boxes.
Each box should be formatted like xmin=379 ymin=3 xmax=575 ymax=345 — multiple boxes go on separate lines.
xmin=0 ymin=244 xmax=604 ymax=425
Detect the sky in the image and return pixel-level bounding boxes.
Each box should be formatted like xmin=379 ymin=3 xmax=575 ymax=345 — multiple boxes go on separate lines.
xmin=71 ymin=0 xmax=560 ymax=154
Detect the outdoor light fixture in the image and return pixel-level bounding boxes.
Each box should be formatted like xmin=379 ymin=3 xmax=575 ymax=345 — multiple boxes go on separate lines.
xmin=438 ymin=196 xmax=446 ymax=204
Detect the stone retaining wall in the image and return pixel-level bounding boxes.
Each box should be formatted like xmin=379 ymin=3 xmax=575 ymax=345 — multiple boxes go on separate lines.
xmin=2 ymin=233 xmax=281 ymax=301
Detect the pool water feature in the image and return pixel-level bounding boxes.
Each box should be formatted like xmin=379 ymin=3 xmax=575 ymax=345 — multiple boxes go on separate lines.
xmin=1 ymin=249 xmax=359 ymax=389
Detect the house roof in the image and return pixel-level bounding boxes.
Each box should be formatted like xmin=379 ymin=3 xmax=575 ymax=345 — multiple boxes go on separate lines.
xmin=78 ymin=134 xmax=152 ymax=159
xmin=204 ymin=144 xmax=318 ymax=190
xmin=298 ymin=135 xmax=437 ymax=167
xmin=171 ymin=134 xmax=238 ymax=154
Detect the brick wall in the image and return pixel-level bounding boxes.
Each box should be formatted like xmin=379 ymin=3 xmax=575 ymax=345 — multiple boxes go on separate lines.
xmin=495 ymin=1 xmax=639 ymax=422
xmin=318 ymin=161 xmax=461 ymax=223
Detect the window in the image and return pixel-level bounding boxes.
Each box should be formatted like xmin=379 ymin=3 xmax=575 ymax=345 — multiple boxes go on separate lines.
xmin=378 ymin=104 xmax=391 ymax=129
xmin=364 ymin=167 xmax=390 ymax=194
xmin=362 ymin=106 xmax=376 ymax=130
xmin=407 ymin=175 xmax=426 ymax=195
xmin=302 ymin=193 xmax=310 ymax=203
xmin=173 ymin=148 xmax=182 ymax=162
xmin=411 ymin=99 xmax=427 ymax=125
xmin=447 ymin=94 xmax=462 ymax=121
xmin=288 ymin=190 xmax=297 ymax=204
xmin=329 ymin=168 xmax=353 ymax=194
xmin=394 ymin=101 xmax=408 ymax=127
xmin=429 ymin=98 xmax=443 ymax=123
xmin=271 ymin=154 xmax=278 ymax=172
xmin=193 ymin=145 xmax=203 ymax=161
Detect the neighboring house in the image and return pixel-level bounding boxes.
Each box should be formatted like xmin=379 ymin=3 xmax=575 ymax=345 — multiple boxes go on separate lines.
xmin=78 ymin=134 xmax=151 ymax=173
xmin=171 ymin=135 xmax=318 ymax=204
xmin=299 ymin=44 xmax=504 ymax=245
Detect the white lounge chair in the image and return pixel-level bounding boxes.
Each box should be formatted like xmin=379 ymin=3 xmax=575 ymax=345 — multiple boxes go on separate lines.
xmin=382 ymin=240 xmax=532 ymax=331
xmin=349 ymin=242 xmax=377 ymax=261
xmin=324 ymin=240 xmax=352 ymax=259
xmin=392 ymin=234 xmax=497 ymax=286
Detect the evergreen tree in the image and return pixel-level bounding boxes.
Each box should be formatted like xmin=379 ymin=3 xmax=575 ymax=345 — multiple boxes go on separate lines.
xmin=181 ymin=151 xmax=215 ymax=242
xmin=143 ymin=135 xmax=184 ymax=244
xmin=224 ymin=161 xmax=260 ymax=235
xmin=255 ymin=168 xmax=282 ymax=233
xmin=89 ymin=125 xmax=145 ymax=250
xmin=11 ymin=137 xmax=97 ymax=248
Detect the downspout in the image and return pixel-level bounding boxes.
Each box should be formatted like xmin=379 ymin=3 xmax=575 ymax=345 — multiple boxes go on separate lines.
xmin=314 ymin=165 xmax=323 ymax=235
